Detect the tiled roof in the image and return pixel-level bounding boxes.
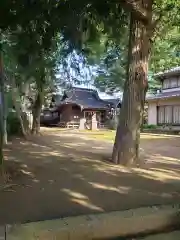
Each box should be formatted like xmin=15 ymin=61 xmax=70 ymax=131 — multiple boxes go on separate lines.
xmin=56 ymin=87 xmax=120 ymax=110
xmin=147 ymin=90 xmax=180 ymax=101
xmin=103 ymin=98 xmax=121 ymax=107
xmin=155 ymin=67 xmax=180 ymax=78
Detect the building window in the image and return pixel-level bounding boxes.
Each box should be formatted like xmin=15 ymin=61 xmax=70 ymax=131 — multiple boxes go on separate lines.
xmin=178 ymin=76 xmax=180 ymax=87
xmin=158 ymin=105 xmax=180 ymax=124
xmin=163 ymin=79 xmax=169 ymax=89
xmin=164 ymin=106 xmax=172 ymax=123
xmin=173 ymin=106 xmax=180 ymax=124
xmin=158 ymin=106 xmax=164 ymax=124
xmin=170 ymin=77 xmax=178 ymax=88
xmin=163 ymin=77 xmax=179 ymax=89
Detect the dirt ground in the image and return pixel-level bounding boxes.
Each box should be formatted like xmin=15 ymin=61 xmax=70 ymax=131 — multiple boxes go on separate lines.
xmin=0 ymin=128 xmax=180 ymax=225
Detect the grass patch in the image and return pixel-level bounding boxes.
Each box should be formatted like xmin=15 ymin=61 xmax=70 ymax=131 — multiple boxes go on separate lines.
xmin=79 ymin=130 xmax=116 ymax=141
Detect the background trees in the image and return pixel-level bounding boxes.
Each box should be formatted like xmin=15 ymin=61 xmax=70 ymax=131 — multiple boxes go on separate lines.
xmin=0 ymin=0 xmax=180 ymax=169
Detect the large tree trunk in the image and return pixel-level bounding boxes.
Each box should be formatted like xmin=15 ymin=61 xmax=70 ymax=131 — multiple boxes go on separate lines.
xmin=0 ymin=44 xmax=4 ymax=168
xmin=112 ymin=1 xmax=152 ymax=166
xmin=10 ymin=77 xmax=28 ymax=137
xmin=1 ymin=78 xmax=7 ymax=145
xmin=31 ymin=89 xmax=44 ymax=135
xmin=0 ymin=93 xmax=4 ymax=168
xmin=0 ymin=47 xmax=7 ymax=145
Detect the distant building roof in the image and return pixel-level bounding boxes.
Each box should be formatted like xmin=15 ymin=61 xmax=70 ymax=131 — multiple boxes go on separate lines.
xmin=147 ymin=90 xmax=180 ymax=101
xmin=53 ymin=87 xmax=121 ymax=110
xmin=103 ymin=98 xmax=121 ymax=108
xmin=155 ymin=67 xmax=180 ymax=78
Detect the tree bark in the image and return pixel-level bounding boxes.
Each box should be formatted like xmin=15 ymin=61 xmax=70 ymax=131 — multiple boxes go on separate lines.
xmin=0 ymin=93 xmax=4 ymax=168
xmin=112 ymin=1 xmax=152 ymax=166
xmin=122 ymin=0 xmax=149 ymax=25
xmin=10 ymin=77 xmax=28 ymax=137
xmin=31 ymin=88 xmax=44 ymax=135
xmin=0 ymin=43 xmax=4 ymax=168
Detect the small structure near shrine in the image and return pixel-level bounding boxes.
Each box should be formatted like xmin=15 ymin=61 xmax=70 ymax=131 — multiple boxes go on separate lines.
xmin=41 ymin=87 xmax=121 ymax=130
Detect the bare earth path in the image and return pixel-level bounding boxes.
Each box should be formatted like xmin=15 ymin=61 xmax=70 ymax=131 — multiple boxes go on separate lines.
xmin=0 ymin=129 xmax=180 ymax=224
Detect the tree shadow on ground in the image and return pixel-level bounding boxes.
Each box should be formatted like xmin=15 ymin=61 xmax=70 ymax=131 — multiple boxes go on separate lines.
xmin=0 ymin=132 xmax=180 ymax=225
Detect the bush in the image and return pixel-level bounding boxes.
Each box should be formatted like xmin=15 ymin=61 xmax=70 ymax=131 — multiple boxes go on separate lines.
xmin=142 ymin=124 xmax=157 ymax=129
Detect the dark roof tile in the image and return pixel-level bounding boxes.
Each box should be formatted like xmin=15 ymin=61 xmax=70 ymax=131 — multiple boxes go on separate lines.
xmin=147 ymin=90 xmax=180 ymax=100
xmin=56 ymin=87 xmax=120 ymax=110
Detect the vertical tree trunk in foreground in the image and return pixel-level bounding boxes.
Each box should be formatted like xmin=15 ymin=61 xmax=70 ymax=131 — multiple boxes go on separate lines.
xmin=10 ymin=77 xmax=28 ymax=137
xmin=0 ymin=43 xmax=4 ymax=168
xmin=32 ymin=85 xmax=44 ymax=135
xmin=0 ymin=51 xmax=7 ymax=145
xmin=112 ymin=1 xmax=152 ymax=166
xmin=0 ymin=92 xmax=3 ymax=168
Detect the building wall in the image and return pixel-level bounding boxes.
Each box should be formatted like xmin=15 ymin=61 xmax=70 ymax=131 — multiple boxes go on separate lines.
xmin=163 ymin=87 xmax=180 ymax=93
xmin=60 ymin=105 xmax=82 ymax=123
xmin=156 ymin=98 xmax=180 ymax=106
xmin=148 ymin=102 xmax=157 ymax=125
xmin=148 ymin=97 xmax=180 ymax=125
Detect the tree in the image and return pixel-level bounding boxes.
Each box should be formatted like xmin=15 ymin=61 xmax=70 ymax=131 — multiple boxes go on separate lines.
xmin=0 ymin=0 xmax=68 ymax=167
xmin=0 ymin=44 xmax=4 ymax=168
xmin=150 ymin=27 xmax=180 ymax=73
xmin=68 ymin=0 xmax=179 ymax=165
xmin=111 ymin=0 xmax=180 ymax=165
xmin=93 ymin=39 xmax=128 ymax=94
xmin=1 ymin=0 xmax=180 ymax=167
xmin=112 ymin=0 xmax=151 ymax=165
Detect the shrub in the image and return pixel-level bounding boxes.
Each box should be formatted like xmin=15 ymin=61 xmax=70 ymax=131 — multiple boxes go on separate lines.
xmin=142 ymin=124 xmax=157 ymax=129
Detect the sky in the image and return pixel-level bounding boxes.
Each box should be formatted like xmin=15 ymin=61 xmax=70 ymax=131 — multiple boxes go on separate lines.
xmin=57 ymin=54 xmax=123 ymax=100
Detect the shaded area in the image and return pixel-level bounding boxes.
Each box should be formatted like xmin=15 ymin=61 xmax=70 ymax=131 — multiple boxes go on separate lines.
xmin=0 ymin=130 xmax=180 ymax=224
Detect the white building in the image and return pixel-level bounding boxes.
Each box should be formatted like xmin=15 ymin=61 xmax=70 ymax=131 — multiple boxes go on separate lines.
xmin=147 ymin=67 xmax=180 ymax=127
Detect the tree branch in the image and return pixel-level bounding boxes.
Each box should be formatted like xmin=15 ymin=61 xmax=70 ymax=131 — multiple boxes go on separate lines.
xmin=121 ymin=0 xmax=149 ymax=24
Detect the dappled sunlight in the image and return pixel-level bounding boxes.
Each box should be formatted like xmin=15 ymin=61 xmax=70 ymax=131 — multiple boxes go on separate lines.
xmin=32 ymin=179 xmax=40 ymax=183
xmin=30 ymin=143 xmax=51 ymax=149
xmin=147 ymin=154 xmax=180 ymax=166
xmin=151 ymin=168 xmax=180 ymax=175
xmin=62 ymin=142 xmax=86 ymax=147
xmin=92 ymin=146 xmax=105 ymax=150
xmin=61 ymin=188 xmax=104 ymax=211
xmin=88 ymin=182 xmax=131 ymax=194
xmin=71 ymin=198 xmax=104 ymax=211
xmin=70 ymin=156 xmax=102 ymax=164
xmin=133 ymin=168 xmax=180 ymax=182
xmin=1 ymin=129 xmax=180 ymax=224
xmin=20 ymin=169 xmax=34 ymax=177
xmin=61 ymin=189 xmax=89 ymax=200
xmin=140 ymin=133 xmax=180 ymax=140
xmin=92 ymin=163 xmax=132 ymax=175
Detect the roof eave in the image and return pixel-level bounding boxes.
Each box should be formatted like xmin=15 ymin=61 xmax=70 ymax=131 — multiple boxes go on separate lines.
xmin=155 ymin=67 xmax=180 ymax=79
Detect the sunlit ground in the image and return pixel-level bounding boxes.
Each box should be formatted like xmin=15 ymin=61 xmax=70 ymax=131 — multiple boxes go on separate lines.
xmin=73 ymin=129 xmax=179 ymax=142
xmin=0 ymin=127 xmax=180 ymax=224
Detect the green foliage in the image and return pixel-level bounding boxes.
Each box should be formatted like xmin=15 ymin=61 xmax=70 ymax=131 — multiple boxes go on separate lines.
xmin=80 ymin=0 xmax=180 ymax=94
xmin=150 ymin=27 xmax=180 ymax=73
xmin=92 ymin=37 xmax=128 ymax=93
xmin=1 ymin=0 xmax=180 ymax=104
xmin=143 ymin=124 xmax=157 ymax=129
